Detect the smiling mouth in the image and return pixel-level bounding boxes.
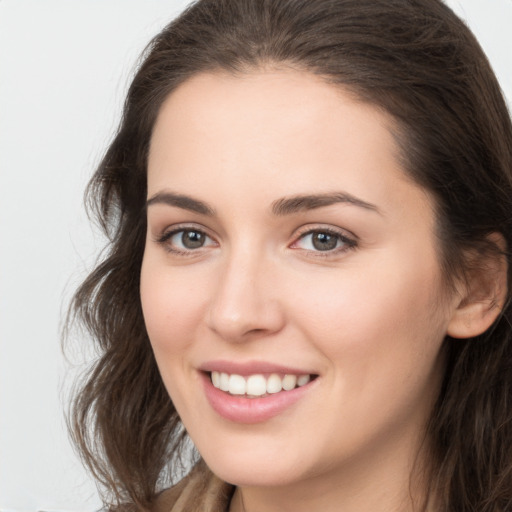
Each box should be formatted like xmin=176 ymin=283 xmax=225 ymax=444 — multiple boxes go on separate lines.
xmin=209 ymin=371 xmax=317 ymax=398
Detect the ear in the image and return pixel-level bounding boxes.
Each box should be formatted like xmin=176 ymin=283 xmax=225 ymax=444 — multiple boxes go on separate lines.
xmin=447 ymin=233 xmax=508 ymax=339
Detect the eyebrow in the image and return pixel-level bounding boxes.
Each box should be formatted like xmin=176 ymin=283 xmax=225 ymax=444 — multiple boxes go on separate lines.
xmin=146 ymin=190 xmax=380 ymax=217
xmin=146 ymin=191 xmax=216 ymax=216
xmin=271 ymin=192 xmax=380 ymax=216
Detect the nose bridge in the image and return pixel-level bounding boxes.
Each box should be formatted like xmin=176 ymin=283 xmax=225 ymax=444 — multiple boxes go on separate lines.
xmin=206 ymin=241 xmax=283 ymax=341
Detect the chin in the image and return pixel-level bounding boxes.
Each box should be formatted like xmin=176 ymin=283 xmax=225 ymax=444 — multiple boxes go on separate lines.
xmin=193 ymin=430 xmax=318 ymax=488
xmin=205 ymin=456 xmax=303 ymax=488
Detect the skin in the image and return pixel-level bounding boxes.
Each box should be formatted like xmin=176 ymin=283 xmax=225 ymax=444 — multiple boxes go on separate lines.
xmin=140 ymin=69 xmax=464 ymax=512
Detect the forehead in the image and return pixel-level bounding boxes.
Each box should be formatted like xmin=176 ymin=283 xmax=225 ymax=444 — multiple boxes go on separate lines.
xmin=147 ymin=69 xmax=431 ymax=219
xmin=149 ymin=69 xmax=395 ymax=155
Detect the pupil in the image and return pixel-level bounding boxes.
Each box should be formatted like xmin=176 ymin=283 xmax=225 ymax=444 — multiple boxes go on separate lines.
xmin=182 ymin=230 xmax=204 ymax=249
xmin=312 ymin=232 xmax=337 ymax=251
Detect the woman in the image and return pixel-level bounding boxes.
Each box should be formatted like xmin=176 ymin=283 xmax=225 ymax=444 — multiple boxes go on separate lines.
xmin=69 ymin=0 xmax=512 ymax=510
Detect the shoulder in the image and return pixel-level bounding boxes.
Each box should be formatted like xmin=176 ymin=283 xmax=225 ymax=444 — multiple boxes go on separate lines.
xmin=153 ymin=461 xmax=235 ymax=512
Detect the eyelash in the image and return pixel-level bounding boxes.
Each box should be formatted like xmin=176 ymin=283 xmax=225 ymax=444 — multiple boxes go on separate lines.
xmin=155 ymin=224 xmax=217 ymax=256
xmin=155 ymin=225 xmax=358 ymax=257
xmin=291 ymin=226 xmax=357 ymax=257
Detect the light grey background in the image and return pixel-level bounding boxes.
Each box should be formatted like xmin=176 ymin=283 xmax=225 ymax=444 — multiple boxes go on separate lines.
xmin=1 ymin=1 xmax=511 ymax=511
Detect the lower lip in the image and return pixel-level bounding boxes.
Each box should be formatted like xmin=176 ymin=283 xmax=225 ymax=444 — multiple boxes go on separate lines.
xmin=201 ymin=372 xmax=316 ymax=424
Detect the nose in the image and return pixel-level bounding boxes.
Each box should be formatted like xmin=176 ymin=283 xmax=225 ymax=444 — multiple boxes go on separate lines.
xmin=206 ymin=248 xmax=285 ymax=343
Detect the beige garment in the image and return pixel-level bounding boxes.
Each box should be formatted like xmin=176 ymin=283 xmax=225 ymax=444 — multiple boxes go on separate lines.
xmin=154 ymin=461 xmax=235 ymax=512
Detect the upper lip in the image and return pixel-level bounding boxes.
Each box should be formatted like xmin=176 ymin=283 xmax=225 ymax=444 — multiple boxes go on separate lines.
xmin=198 ymin=360 xmax=317 ymax=376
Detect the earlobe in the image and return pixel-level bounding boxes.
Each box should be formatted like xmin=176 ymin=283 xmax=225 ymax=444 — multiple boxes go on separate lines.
xmin=447 ymin=233 xmax=508 ymax=339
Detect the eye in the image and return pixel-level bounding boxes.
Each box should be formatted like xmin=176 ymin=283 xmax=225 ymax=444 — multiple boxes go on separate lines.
xmin=157 ymin=227 xmax=217 ymax=253
xmin=292 ymin=229 xmax=357 ymax=253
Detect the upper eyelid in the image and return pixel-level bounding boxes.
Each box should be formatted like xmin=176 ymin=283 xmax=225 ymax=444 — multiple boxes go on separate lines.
xmin=292 ymin=223 xmax=357 ymax=241
xmin=165 ymin=227 xmax=215 ymax=240
xmin=155 ymin=222 xmax=216 ymax=239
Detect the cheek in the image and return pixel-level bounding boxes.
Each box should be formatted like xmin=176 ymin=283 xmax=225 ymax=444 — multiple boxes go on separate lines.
xmin=290 ymin=249 xmax=448 ymax=382
xmin=287 ymin=255 xmax=449 ymax=455
xmin=140 ymin=253 xmax=215 ymax=418
xmin=140 ymin=254 xmax=209 ymax=356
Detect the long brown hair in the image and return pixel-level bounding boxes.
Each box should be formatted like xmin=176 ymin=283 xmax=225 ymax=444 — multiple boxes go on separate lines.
xmin=68 ymin=0 xmax=512 ymax=510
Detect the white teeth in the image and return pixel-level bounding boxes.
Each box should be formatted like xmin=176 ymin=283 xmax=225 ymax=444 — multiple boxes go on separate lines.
xmin=282 ymin=374 xmax=297 ymax=391
xmin=297 ymin=374 xmax=311 ymax=387
xmin=266 ymin=373 xmax=283 ymax=394
xmin=211 ymin=371 xmax=313 ymax=396
xmin=219 ymin=372 xmax=230 ymax=392
xmin=246 ymin=374 xmax=267 ymax=396
xmin=229 ymin=374 xmax=246 ymax=395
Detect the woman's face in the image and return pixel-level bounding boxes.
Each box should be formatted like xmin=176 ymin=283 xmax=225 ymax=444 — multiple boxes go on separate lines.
xmin=141 ymin=70 xmax=459 ymax=490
